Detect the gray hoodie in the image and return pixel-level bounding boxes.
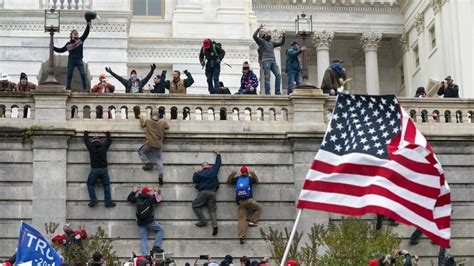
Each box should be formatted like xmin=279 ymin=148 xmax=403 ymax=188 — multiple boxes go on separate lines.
xmin=253 ymin=28 xmax=285 ymax=62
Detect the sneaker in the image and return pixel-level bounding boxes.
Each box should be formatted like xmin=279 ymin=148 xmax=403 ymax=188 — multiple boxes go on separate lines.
xmin=240 ymin=238 xmax=244 ymax=244
xmin=88 ymin=201 xmax=98 ymax=207
xmin=152 ymin=246 xmax=164 ymax=253
xmin=248 ymin=221 xmax=259 ymax=227
xmin=195 ymin=222 xmax=207 ymax=227
xmin=212 ymin=227 xmax=218 ymax=236
xmin=158 ymin=175 xmax=164 ymax=186
xmin=143 ymin=163 xmax=153 ymax=171
xmin=105 ymin=202 xmax=116 ymax=208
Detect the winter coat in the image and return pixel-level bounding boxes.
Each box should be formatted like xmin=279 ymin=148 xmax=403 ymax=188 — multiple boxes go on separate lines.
xmin=140 ymin=118 xmax=169 ymax=149
xmin=127 ymin=192 xmax=159 ymax=226
xmin=199 ymin=42 xmax=226 ymax=69
xmin=167 ymin=71 xmax=194 ymax=94
xmin=437 ymin=84 xmax=459 ymax=98
xmin=253 ymin=28 xmax=285 ymax=62
xmin=15 ymin=82 xmax=37 ymax=92
xmin=321 ymin=67 xmax=341 ymax=94
xmin=151 ymin=71 xmax=168 ymax=93
xmin=285 ymin=48 xmax=302 ymax=73
xmin=91 ymin=81 xmax=115 ymax=93
xmin=84 ymin=131 xmax=111 ymax=169
xmin=0 ymin=81 xmax=16 ymax=92
xmin=193 ymin=154 xmax=221 ymax=191
xmin=54 ymin=24 xmax=90 ymax=60
xmin=236 ymin=71 xmax=258 ymax=94
xmin=108 ymin=68 xmax=155 ymax=93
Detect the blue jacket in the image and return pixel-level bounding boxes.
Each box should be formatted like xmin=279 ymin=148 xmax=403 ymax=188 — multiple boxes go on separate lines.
xmin=285 ymin=48 xmax=302 ymax=73
xmin=193 ymin=154 xmax=221 ymax=191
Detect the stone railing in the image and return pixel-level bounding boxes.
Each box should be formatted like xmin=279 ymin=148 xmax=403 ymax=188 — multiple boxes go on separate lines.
xmin=41 ymin=0 xmax=92 ymax=10
xmin=254 ymin=0 xmax=399 ymax=6
xmin=0 ymin=93 xmax=35 ymax=119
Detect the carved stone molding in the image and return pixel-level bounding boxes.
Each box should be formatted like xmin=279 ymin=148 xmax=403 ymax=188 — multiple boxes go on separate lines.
xmin=431 ymin=0 xmax=443 ymax=14
xmin=399 ymin=33 xmax=409 ymax=53
xmin=414 ymin=13 xmax=424 ymax=34
xmin=129 ymin=48 xmax=250 ymax=60
xmin=360 ymin=32 xmax=383 ymax=51
xmin=0 ymin=22 xmax=127 ymax=33
xmin=312 ymin=31 xmax=334 ymax=50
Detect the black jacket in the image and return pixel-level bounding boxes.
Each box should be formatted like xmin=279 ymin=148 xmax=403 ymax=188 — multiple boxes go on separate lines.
xmin=54 ymin=24 xmax=90 ymax=60
xmin=437 ymin=84 xmax=459 ymax=98
xmin=127 ymin=192 xmax=158 ymax=226
xmin=108 ymin=67 xmax=155 ymax=93
xmin=84 ymin=131 xmax=111 ymax=169
xmin=199 ymin=42 xmax=225 ymax=69
xmin=151 ymin=70 xmax=168 ymax=93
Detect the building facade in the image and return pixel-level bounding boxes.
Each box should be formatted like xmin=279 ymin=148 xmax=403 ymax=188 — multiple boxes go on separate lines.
xmin=0 ymin=0 xmax=472 ymax=96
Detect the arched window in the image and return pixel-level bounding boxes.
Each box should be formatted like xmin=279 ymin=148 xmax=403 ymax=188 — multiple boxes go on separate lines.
xmin=96 ymin=106 xmax=104 ymax=119
xmin=23 ymin=105 xmax=31 ymax=118
xmin=83 ymin=106 xmax=91 ymax=119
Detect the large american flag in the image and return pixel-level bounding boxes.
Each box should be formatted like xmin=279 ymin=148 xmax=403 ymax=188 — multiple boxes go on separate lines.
xmin=297 ymin=94 xmax=451 ymax=248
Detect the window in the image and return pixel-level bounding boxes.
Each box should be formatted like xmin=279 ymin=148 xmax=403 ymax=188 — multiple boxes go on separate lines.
xmin=429 ymin=25 xmax=436 ymax=50
xmin=413 ymin=44 xmax=420 ymax=68
xmin=132 ymin=0 xmax=163 ymax=16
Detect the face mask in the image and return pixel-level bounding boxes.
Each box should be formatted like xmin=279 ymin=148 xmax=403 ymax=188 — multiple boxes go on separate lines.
xmin=264 ymin=36 xmax=271 ymax=41
xmin=131 ymin=74 xmax=137 ymax=79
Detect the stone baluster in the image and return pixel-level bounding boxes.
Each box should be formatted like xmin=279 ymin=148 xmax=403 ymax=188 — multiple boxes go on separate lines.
xmin=360 ymin=32 xmax=382 ymax=95
xmin=312 ymin=31 xmax=334 ymax=87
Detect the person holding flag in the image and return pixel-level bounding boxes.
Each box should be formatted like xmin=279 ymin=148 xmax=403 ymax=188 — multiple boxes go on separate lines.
xmin=281 ymin=93 xmax=451 ymax=265
xmin=15 ymin=222 xmax=61 ymax=265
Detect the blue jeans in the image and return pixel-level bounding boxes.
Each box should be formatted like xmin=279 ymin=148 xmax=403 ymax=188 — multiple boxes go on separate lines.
xmin=138 ymin=144 xmax=164 ymax=176
xmin=87 ymin=168 xmax=112 ymax=204
xmin=139 ymin=221 xmax=164 ymax=255
xmin=286 ymin=70 xmax=301 ymax=95
xmin=205 ymin=64 xmax=220 ymax=94
xmin=67 ymin=58 xmax=88 ymax=91
xmin=262 ymin=59 xmax=281 ymax=95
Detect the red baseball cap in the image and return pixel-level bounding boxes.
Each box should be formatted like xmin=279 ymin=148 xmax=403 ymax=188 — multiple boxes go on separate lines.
xmin=203 ymin=38 xmax=211 ymax=49
xmin=141 ymin=187 xmax=151 ymax=194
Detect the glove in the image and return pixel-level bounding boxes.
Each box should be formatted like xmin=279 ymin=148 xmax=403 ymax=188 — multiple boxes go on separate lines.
xmin=162 ymin=70 xmax=167 ymax=75
xmin=105 ymin=67 xmax=111 ymax=73
xmin=151 ymin=63 xmax=156 ymax=70
xmin=183 ymin=69 xmax=189 ymax=74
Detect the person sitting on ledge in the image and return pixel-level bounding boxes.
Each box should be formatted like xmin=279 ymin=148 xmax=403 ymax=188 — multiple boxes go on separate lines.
xmin=150 ymin=70 xmax=168 ymax=93
xmin=15 ymin=72 xmax=36 ymax=92
xmin=166 ymin=70 xmax=194 ymax=94
xmin=91 ymin=72 xmax=115 ymax=93
xmin=105 ymin=64 xmax=156 ymax=93
xmin=235 ymin=62 xmax=258 ymax=95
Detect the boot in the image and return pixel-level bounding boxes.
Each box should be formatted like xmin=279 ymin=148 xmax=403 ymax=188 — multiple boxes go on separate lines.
xmin=143 ymin=163 xmax=153 ymax=171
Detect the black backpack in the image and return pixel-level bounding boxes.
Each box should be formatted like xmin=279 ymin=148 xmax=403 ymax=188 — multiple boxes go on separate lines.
xmin=136 ymin=198 xmax=153 ymax=220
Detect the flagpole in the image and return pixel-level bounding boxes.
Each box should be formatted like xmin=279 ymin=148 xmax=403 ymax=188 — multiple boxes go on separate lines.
xmin=280 ymin=208 xmax=303 ymax=266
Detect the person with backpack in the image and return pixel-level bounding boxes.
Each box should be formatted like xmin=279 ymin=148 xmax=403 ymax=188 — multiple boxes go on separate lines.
xmin=199 ymin=39 xmax=226 ymax=94
xmin=253 ymin=24 xmax=286 ymax=95
xmin=127 ymin=185 xmax=164 ymax=255
xmin=227 ymin=165 xmax=261 ymax=244
xmin=192 ymin=149 xmax=222 ymax=236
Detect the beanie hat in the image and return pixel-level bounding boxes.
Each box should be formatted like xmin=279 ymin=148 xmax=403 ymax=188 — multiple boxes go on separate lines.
xmin=20 ymin=72 xmax=28 ymax=80
xmin=287 ymin=260 xmax=297 ymax=266
xmin=91 ymin=135 xmax=101 ymax=144
xmin=203 ymin=38 xmax=211 ymax=49
xmin=290 ymin=40 xmax=299 ymax=46
xmin=242 ymin=61 xmax=250 ymax=70
xmin=368 ymin=260 xmax=378 ymax=266
xmin=240 ymin=165 xmax=248 ymax=174
xmin=141 ymin=187 xmax=151 ymax=194
xmin=130 ymin=69 xmax=137 ymax=75
xmin=63 ymin=223 xmax=73 ymax=233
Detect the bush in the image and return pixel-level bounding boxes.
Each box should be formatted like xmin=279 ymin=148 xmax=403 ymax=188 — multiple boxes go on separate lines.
xmin=261 ymin=217 xmax=401 ymax=265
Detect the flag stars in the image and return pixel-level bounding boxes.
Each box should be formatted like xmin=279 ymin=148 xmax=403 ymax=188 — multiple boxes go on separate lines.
xmin=393 ymin=127 xmax=400 ymax=134
xmin=363 ymin=145 xmax=370 ymax=151
xmin=385 ymin=111 xmax=392 ymax=118
xmin=332 ymin=113 xmax=340 ymax=121
xmin=371 ymin=135 xmax=379 ymax=142
xmin=335 ymin=145 xmax=342 ymax=152
xmin=368 ymin=128 xmax=376 ymax=134
xmin=373 ymin=110 xmax=380 ymax=117
xmin=342 ymin=112 xmax=348 ymax=119
xmin=377 ymin=149 xmax=384 ymax=155
xmin=389 ymin=105 xmax=395 ymax=111
xmin=374 ymin=142 xmax=381 ymax=148
xmin=330 ymin=135 xmax=337 ymax=142
xmin=357 ymin=130 xmax=365 ymax=136
xmin=336 ymin=123 xmax=344 ymax=130
xmin=368 ymin=102 xmax=374 ymax=109
xmin=381 ymin=98 xmax=387 ymax=105
xmin=341 ymin=132 xmax=347 ymax=139
xmin=360 ymin=137 xmax=368 ymax=144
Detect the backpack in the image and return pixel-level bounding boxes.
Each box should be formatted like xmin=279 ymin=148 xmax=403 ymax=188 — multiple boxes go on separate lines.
xmin=136 ymin=198 xmax=153 ymax=220
xmin=236 ymin=176 xmax=252 ymax=201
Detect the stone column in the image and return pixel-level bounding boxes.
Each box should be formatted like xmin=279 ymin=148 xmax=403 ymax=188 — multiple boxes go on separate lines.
xmin=400 ymin=33 xmax=411 ymax=96
xmin=312 ymin=31 xmax=334 ymax=87
xmin=360 ymin=32 xmax=382 ymax=95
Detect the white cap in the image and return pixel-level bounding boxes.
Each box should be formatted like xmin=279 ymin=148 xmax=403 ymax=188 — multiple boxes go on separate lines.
xmin=0 ymin=73 xmax=9 ymax=81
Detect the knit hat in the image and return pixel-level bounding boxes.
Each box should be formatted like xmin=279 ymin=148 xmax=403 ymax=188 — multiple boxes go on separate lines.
xmin=240 ymin=165 xmax=248 ymax=174
xmin=242 ymin=61 xmax=250 ymax=70
xmin=91 ymin=135 xmax=101 ymax=144
xmin=20 ymin=72 xmax=28 ymax=80
xmin=141 ymin=187 xmax=151 ymax=194
xmin=203 ymin=38 xmax=211 ymax=49
xmin=63 ymin=223 xmax=73 ymax=233
xmin=130 ymin=69 xmax=137 ymax=75
xmin=332 ymin=58 xmax=344 ymax=64
xmin=287 ymin=260 xmax=297 ymax=266
xmin=290 ymin=40 xmax=299 ymax=46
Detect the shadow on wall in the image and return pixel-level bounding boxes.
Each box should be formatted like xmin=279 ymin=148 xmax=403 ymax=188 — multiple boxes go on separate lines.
xmin=38 ymin=55 xmax=91 ymax=91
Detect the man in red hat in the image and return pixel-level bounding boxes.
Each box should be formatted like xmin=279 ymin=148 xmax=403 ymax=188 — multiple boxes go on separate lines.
xmin=227 ymin=165 xmax=262 ymax=244
xmin=199 ymin=38 xmax=225 ymax=94
xmin=127 ymin=185 xmax=164 ymax=255
xmin=105 ymin=64 xmax=156 ymax=93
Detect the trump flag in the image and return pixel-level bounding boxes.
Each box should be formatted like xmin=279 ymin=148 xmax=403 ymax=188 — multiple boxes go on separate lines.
xmin=16 ymin=222 xmax=61 ymax=266
xmin=297 ymin=94 xmax=451 ymax=248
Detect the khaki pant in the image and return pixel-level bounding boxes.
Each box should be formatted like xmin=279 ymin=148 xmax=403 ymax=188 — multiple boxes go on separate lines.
xmin=238 ymin=198 xmax=262 ymax=238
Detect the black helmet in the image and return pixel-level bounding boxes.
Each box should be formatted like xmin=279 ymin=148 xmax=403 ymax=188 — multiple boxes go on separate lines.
xmin=84 ymin=11 xmax=97 ymax=22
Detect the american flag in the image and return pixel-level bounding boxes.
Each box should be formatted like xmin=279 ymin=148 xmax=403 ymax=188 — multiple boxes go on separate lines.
xmin=297 ymin=94 xmax=451 ymax=248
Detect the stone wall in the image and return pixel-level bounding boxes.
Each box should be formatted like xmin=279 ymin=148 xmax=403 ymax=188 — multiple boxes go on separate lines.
xmin=0 ymin=87 xmax=473 ymax=264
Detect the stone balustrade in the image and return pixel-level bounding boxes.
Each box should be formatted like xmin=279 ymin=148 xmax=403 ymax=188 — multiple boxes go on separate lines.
xmin=42 ymin=0 xmax=92 ymax=10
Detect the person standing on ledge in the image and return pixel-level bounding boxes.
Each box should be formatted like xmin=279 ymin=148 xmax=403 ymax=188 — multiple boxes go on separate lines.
xmin=166 ymin=70 xmax=194 ymax=94
xmin=285 ymin=40 xmax=305 ymax=95
xmin=105 ymin=64 xmax=156 ymax=93
xmin=199 ymin=38 xmax=226 ymax=94
xmin=253 ymin=24 xmax=285 ymax=95
xmin=139 ymin=111 xmax=169 ymax=186
xmin=53 ymin=19 xmax=91 ymax=91
xmin=83 ymin=131 xmax=116 ymax=208
xmin=192 ymin=149 xmax=221 ymax=236
xmin=437 ymin=76 xmax=459 ymax=98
